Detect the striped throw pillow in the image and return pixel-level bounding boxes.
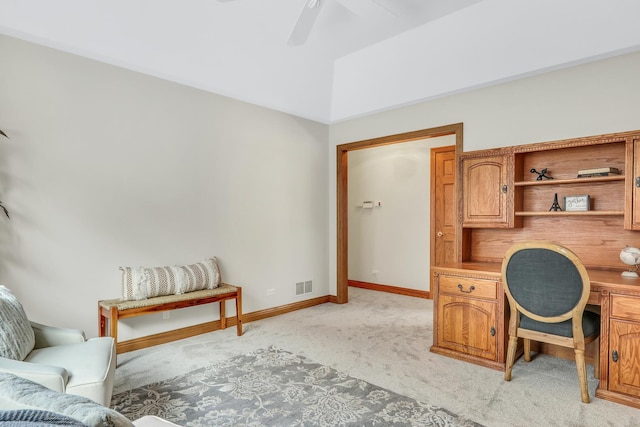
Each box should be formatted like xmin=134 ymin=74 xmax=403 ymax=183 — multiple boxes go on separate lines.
xmin=0 ymin=286 xmax=35 ymax=361
xmin=177 ymin=257 xmax=222 ymax=294
xmin=120 ymin=257 xmax=222 ymax=301
xmin=120 ymin=265 xmax=184 ymax=301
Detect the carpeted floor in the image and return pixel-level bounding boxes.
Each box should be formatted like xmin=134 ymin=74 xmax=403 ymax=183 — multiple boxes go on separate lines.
xmin=113 ymin=287 xmax=640 ymax=427
xmin=112 ymin=346 xmax=481 ymax=426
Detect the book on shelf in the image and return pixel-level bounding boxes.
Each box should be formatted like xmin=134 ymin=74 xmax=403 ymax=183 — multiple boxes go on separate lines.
xmin=577 ymin=167 xmax=620 ymax=175
xmin=577 ymin=172 xmax=620 ymax=178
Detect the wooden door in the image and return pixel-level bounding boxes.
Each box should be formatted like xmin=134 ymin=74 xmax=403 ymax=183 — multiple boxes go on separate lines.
xmin=462 ymin=154 xmax=510 ymax=227
xmin=437 ymin=295 xmax=498 ymax=360
xmin=431 ymin=146 xmax=456 ymax=267
xmin=609 ymin=320 xmax=640 ymax=397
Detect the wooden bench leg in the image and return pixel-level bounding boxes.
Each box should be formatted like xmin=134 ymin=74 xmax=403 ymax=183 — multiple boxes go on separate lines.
xmin=108 ymin=307 xmax=119 ymax=352
xmin=220 ymin=299 xmax=227 ymax=330
xmin=236 ymin=287 xmax=243 ymax=336
xmin=98 ymin=304 xmax=106 ymax=337
xmin=99 ymin=305 xmax=120 ymax=363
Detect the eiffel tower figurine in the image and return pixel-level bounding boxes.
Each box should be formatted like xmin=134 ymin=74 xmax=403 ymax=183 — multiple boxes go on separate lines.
xmin=549 ymin=193 xmax=562 ymax=211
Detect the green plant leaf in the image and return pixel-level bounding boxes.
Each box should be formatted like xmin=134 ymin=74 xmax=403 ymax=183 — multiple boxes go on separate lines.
xmin=0 ymin=202 xmax=9 ymax=218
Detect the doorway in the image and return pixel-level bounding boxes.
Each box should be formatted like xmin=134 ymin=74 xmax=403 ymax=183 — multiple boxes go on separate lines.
xmin=336 ymin=123 xmax=463 ymax=303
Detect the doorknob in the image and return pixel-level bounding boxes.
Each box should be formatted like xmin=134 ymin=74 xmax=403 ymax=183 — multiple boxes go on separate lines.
xmin=437 ymin=231 xmax=444 ymax=237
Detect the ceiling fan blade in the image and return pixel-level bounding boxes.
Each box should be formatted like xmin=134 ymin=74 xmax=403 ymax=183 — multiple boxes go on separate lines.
xmin=287 ymin=0 xmax=323 ymax=46
xmin=336 ymin=0 xmax=397 ymax=19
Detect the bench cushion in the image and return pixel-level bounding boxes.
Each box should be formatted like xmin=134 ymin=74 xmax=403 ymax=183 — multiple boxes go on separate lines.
xmin=120 ymin=257 xmax=222 ymax=301
xmin=100 ymin=284 xmax=238 ymax=311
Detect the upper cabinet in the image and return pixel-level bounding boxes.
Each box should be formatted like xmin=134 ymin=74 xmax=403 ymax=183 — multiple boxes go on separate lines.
xmin=457 ymin=131 xmax=640 ymax=268
xmin=461 ymin=153 xmax=512 ymax=228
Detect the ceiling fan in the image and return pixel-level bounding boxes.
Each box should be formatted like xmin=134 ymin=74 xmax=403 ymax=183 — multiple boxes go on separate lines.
xmin=218 ymin=0 xmax=398 ymax=46
xmin=288 ymin=0 xmax=323 ymax=46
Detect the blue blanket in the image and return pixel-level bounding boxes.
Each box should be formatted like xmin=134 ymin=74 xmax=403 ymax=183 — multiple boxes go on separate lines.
xmin=0 ymin=410 xmax=87 ymax=427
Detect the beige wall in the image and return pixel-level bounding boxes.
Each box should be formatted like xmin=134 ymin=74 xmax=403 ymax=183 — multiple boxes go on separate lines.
xmin=329 ymin=51 xmax=640 ymax=296
xmin=0 ymin=35 xmax=329 ymax=339
xmin=2 ymin=34 xmax=640 ymax=335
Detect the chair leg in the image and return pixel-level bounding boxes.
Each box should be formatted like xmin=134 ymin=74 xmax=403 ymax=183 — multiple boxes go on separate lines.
xmin=593 ymin=337 xmax=600 ymax=379
xmin=575 ymin=348 xmax=590 ymax=403
xmin=504 ymin=335 xmax=518 ymax=381
xmin=523 ymin=338 xmax=531 ymax=362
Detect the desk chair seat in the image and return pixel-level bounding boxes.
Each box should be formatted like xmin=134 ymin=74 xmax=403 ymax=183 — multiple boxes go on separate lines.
xmin=502 ymin=241 xmax=600 ymax=403
xmin=520 ymin=311 xmax=600 ymax=338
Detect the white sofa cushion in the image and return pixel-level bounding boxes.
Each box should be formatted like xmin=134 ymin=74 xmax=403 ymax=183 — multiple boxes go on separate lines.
xmin=0 ymin=285 xmax=35 ymax=361
xmin=25 ymin=337 xmax=116 ymax=406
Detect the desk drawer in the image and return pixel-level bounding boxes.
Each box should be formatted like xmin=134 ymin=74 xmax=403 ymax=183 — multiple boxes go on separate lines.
xmin=611 ymin=294 xmax=640 ymax=322
xmin=439 ymin=276 xmax=497 ymax=300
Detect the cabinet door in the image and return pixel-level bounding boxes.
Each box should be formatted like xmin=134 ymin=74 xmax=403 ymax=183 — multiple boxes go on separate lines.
xmin=462 ymin=155 xmax=510 ymax=227
xmin=437 ymin=294 xmax=498 ymax=360
xmin=633 ymin=138 xmax=640 ymax=229
xmin=609 ymin=320 xmax=640 ymax=397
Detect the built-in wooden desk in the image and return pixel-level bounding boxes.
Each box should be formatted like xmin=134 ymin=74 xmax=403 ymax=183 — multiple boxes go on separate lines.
xmin=431 ymin=263 xmax=640 ymax=409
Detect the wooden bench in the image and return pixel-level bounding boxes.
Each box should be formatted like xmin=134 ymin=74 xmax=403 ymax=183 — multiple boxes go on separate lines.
xmin=98 ymin=284 xmax=242 ymax=354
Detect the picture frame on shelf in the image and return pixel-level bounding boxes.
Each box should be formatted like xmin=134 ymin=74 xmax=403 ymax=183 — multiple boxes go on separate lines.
xmin=563 ymin=195 xmax=590 ymax=212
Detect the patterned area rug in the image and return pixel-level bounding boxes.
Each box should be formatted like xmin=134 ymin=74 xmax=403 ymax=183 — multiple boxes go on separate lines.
xmin=112 ymin=346 xmax=482 ymax=427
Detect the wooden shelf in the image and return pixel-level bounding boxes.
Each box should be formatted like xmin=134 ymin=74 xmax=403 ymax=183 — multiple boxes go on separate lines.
xmin=515 ymin=210 xmax=624 ymax=217
xmin=514 ymin=175 xmax=625 ymax=186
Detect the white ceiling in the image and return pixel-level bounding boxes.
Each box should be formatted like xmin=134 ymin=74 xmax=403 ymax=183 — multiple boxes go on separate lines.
xmin=1 ymin=0 xmax=640 ymax=123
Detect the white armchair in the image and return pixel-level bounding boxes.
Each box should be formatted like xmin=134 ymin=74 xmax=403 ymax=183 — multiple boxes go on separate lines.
xmin=0 ymin=286 xmax=116 ymax=406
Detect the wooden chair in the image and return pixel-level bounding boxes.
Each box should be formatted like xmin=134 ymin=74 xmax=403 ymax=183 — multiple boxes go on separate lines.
xmin=502 ymin=241 xmax=600 ymax=403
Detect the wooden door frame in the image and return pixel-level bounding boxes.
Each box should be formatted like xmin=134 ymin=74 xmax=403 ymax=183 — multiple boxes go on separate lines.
xmin=336 ymin=123 xmax=464 ymax=303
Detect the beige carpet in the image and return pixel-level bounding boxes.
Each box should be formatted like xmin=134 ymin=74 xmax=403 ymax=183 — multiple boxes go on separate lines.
xmin=114 ymin=287 xmax=640 ymax=426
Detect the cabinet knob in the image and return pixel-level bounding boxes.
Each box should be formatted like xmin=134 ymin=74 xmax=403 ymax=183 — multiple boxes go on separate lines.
xmin=457 ymin=284 xmax=475 ymax=293
xmin=502 ymin=184 xmax=507 ymax=193
xmin=636 ymin=177 xmax=640 ymax=188
xmin=490 ymin=326 xmax=496 ymax=337
xmin=612 ymin=350 xmax=619 ymax=362
xmin=437 ymin=231 xmax=444 ymax=237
